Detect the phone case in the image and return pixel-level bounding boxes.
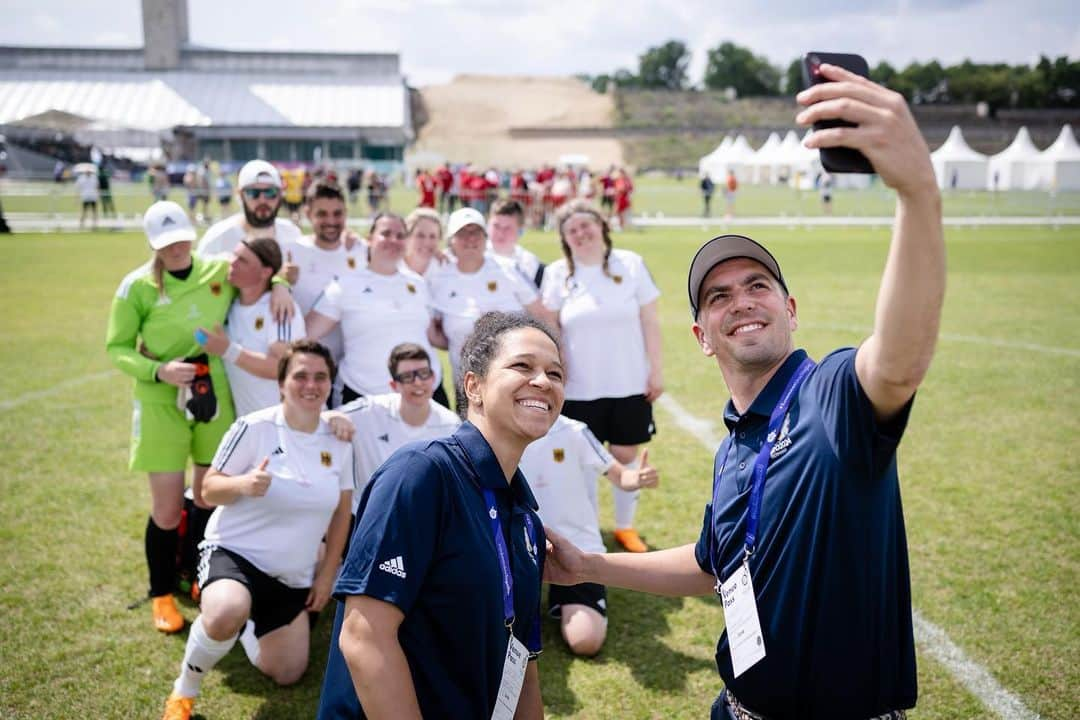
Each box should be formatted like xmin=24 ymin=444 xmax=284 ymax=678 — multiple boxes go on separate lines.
xmin=802 ymin=52 xmax=875 ymax=174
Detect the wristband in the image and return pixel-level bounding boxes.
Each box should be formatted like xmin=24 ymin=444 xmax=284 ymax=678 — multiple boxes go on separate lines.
xmin=224 ymin=342 xmax=243 ymax=364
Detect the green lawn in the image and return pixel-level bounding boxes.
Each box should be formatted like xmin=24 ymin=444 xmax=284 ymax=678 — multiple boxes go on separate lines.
xmin=4 ymin=176 xmax=1080 ymax=222
xmin=0 ymin=224 xmax=1077 ymax=719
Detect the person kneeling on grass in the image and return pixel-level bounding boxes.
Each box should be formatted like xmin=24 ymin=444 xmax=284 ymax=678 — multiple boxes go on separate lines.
xmin=162 ymin=341 xmax=353 ymax=720
xmin=519 ymin=414 xmax=658 ymax=656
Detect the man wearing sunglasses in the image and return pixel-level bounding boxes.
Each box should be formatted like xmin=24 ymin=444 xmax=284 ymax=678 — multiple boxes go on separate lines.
xmin=196 ymin=160 xmax=303 ymax=259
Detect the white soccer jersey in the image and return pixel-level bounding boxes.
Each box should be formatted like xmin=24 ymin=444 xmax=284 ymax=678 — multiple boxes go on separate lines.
xmin=311 ymin=268 xmax=439 ymax=397
xmin=519 ymin=415 xmax=614 ymax=554
xmin=206 ymin=405 xmax=354 ymax=587
xmin=290 ymin=236 xmax=368 ymax=362
xmin=224 ymin=292 xmax=306 ymax=417
xmin=541 ymin=248 xmax=660 ymax=400
xmin=196 ymin=214 xmax=303 ymax=258
xmin=75 ymin=173 xmax=99 ymax=202
xmin=339 ymin=393 xmax=461 ymax=513
xmin=489 ymin=245 xmax=543 ymax=288
xmin=428 ymin=257 xmax=539 ymax=379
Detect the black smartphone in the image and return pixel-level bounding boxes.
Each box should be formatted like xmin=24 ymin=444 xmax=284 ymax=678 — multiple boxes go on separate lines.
xmin=801 ymin=52 xmax=875 ymax=174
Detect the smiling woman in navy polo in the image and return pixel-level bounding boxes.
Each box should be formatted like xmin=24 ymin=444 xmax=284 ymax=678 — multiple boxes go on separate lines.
xmin=320 ymin=312 xmax=563 ymax=719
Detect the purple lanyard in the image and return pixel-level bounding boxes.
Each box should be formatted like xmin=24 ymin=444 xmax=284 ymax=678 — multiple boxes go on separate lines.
xmin=483 ymin=489 xmax=535 ymax=630
xmin=710 ymin=358 xmax=816 ymax=584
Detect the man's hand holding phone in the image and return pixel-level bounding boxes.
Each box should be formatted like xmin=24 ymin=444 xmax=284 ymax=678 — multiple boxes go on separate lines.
xmin=797 ymin=60 xmax=936 ymax=197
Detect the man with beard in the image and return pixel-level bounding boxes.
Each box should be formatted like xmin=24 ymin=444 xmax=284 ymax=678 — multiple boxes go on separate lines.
xmin=287 ymin=179 xmax=367 ymax=372
xmin=197 ymin=160 xmax=302 ymax=258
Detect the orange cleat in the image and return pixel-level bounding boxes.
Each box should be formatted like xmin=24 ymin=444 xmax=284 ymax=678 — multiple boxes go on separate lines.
xmin=161 ymin=691 xmax=194 ymax=720
xmin=613 ymin=528 xmax=648 ymax=553
xmin=152 ymin=594 xmax=185 ymax=634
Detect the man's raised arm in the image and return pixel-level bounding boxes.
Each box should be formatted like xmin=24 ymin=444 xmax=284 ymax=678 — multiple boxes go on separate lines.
xmin=797 ymin=63 xmax=946 ymax=420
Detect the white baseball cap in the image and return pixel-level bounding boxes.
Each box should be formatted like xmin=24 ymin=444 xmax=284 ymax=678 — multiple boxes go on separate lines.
xmin=143 ymin=201 xmax=196 ymax=250
xmin=237 ymin=159 xmax=282 ymax=189
xmin=447 ymin=207 xmax=487 ymax=239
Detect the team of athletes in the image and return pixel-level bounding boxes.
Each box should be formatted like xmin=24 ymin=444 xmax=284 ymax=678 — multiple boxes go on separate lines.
xmin=107 ymin=158 xmax=664 ymax=719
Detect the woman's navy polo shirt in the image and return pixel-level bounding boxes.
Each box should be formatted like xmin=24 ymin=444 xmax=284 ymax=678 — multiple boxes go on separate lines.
xmin=695 ymin=349 xmax=917 ymax=719
xmin=327 ymin=421 xmax=545 ymax=719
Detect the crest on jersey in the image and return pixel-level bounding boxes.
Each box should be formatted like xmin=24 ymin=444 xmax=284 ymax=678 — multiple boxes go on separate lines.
xmin=552 ymin=448 xmax=565 ymax=463
xmin=254 ymin=316 xmax=264 ymax=330
xmin=210 ymin=282 xmax=222 ymax=295
xmin=612 ymin=275 xmax=623 ymax=284
xmin=320 ymin=451 xmax=332 ymax=467
xmin=347 ymin=256 xmax=356 ymax=269
xmin=406 ymin=283 xmax=416 ymax=294
xmin=487 ymin=281 xmax=497 ymax=292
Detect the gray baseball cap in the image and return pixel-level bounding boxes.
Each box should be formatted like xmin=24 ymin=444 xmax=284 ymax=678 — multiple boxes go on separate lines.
xmin=687 ymin=234 xmax=787 ymax=318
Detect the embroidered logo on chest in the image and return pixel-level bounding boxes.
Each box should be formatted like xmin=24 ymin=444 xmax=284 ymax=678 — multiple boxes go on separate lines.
xmin=612 ymin=274 xmax=623 ymax=284
xmin=487 ymin=281 xmax=498 ymax=292
xmin=254 ymin=316 xmax=264 ymax=330
xmin=406 ymin=283 xmax=416 ymax=294
xmin=347 ymin=256 xmax=356 ymax=269
xmin=320 ymin=451 xmax=332 ymax=467
xmin=768 ymin=413 xmax=794 ymax=460
xmin=552 ymin=448 xmax=565 ymax=463
xmin=210 ymin=282 xmax=222 ymax=296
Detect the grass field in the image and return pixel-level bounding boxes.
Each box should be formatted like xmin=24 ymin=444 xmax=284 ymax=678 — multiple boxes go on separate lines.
xmin=1 ymin=222 xmax=1078 ymax=719
xmin=4 ymin=175 xmax=1080 ymax=222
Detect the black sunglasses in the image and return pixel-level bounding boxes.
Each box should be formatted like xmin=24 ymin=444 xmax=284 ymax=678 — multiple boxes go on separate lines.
xmin=243 ymin=186 xmax=281 ymax=200
xmin=393 ymin=367 xmax=434 ymax=384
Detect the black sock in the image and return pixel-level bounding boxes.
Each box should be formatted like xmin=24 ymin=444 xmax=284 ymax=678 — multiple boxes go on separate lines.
xmin=145 ymin=518 xmax=179 ymax=597
xmin=180 ymin=505 xmax=213 ymax=583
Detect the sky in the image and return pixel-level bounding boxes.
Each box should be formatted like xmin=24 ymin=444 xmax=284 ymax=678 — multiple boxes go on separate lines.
xmin=4 ymin=0 xmax=1078 ymax=87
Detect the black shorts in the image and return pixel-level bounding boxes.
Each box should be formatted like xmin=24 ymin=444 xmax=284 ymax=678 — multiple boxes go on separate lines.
xmin=197 ymin=546 xmax=309 ymax=638
xmin=561 ymin=395 xmax=655 ymax=446
xmin=81 ymin=200 xmax=97 ymax=210
xmin=548 ymin=582 xmax=607 ymax=618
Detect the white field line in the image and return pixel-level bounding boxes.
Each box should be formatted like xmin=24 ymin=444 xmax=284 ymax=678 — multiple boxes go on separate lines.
xmin=655 ymin=393 xmax=1041 ymax=720
xmin=803 ymin=321 xmax=1080 ymax=359
xmin=630 ymin=215 xmax=1080 ymax=227
xmin=0 ymin=370 xmax=115 ymax=412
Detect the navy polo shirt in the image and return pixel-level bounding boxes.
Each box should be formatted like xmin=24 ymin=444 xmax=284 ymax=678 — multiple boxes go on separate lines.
xmin=319 ymin=421 xmax=545 ymax=720
xmin=694 ymin=349 xmax=917 ymax=719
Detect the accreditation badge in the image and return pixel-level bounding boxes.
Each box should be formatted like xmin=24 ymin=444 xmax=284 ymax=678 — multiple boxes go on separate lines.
xmin=491 ymin=634 xmax=528 ymax=720
xmin=719 ymin=561 xmax=766 ymax=678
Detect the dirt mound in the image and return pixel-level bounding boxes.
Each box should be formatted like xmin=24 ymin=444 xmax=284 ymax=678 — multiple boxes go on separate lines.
xmin=412 ymin=75 xmax=623 ymax=169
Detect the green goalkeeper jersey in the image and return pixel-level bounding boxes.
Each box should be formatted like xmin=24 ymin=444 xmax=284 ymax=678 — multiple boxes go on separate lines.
xmin=106 ymin=256 xmax=237 ymax=404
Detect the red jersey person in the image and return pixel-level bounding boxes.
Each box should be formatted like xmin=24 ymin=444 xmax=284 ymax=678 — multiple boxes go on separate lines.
xmin=415 ymin=169 xmax=436 ymax=209
xmin=613 ymin=167 xmax=634 ymax=230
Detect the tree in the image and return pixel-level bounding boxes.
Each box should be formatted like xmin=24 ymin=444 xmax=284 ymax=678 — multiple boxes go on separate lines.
xmin=783 ymin=58 xmax=803 ymax=95
xmin=870 ymin=61 xmax=898 ymax=88
xmin=638 ymin=40 xmax=690 ymax=90
xmin=612 ymin=68 xmax=640 ymax=89
xmin=704 ymin=42 xmax=781 ymax=97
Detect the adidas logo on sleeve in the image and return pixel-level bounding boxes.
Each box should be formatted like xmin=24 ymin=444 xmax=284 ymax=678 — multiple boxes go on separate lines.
xmin=378 ymin=555 xmax=407 ymax=578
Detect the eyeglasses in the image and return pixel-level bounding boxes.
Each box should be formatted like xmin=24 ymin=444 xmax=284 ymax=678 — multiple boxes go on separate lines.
xmin=243 ymin=186 xmax=280 ymax=200
xmin=393 ymin=367 xmax=434 ymax=384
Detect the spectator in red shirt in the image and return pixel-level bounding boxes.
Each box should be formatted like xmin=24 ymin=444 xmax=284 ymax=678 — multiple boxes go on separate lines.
xmin=415 ymin=168 xmax=436 ymax=209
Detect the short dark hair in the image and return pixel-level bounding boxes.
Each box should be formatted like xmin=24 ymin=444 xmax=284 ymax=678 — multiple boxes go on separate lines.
xmin=305 ymin=179 xmax=345 ymax=203
xmin=387 ymin=342 xmax=431 ymax=378
xmin=454 ymin=312 xmax=560 ymax=419
xmin=277 ymin=340 xmax=336 ymax=385
xmin=490 ymin=198 xmax=525 ymax=224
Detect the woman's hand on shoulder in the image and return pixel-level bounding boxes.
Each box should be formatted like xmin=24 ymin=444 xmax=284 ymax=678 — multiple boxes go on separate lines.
xmin=543 ymin=526 xmax=587 ymax=586
xmin=323 ymin=411 xmax=355 ymax=441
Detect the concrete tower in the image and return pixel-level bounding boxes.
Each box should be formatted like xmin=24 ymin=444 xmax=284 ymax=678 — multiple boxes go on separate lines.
xmin=142 ymin=0 xmax=189 ymax=70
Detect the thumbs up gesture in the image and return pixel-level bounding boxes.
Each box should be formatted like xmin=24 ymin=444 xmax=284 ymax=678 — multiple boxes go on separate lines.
xmin=246 ymin=456 xmax=273 ymax=497
xmin=616 ymin=448 xmax=659 ymax=491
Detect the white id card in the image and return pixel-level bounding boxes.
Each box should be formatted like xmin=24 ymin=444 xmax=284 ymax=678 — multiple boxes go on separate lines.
xmin=720 ymin=561 xmax=766 ymax=678
xmin=490 ymin=634 xmax=528 ymax=720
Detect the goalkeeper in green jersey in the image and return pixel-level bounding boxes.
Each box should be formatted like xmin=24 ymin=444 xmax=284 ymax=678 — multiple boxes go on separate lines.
xmin=106 ymin=201 xmax=293 ymax=634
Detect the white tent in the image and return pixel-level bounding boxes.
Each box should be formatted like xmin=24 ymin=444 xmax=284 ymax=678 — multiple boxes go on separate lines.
xmin=780 ymin=130 xmax=819 ymax=188
xmin=698 ymin=135 xmax=731 ymax=180
xmin=931 ymin=126 xmax=988 ymax=189
xmin=725 ymin=134 xmax=758 ymax=183
xmin=987 ymin=126 xmax=1043 ymax=190
xmin=750 ymin=132 xmax=782 ymax=184
xmin=1040 ymin=125 xmax=1080 ymax=191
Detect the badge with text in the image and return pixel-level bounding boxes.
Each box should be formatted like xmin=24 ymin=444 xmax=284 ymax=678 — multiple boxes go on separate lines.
xmin=720 ymin=561 xmax=766 ymax=678
xmin=490 ymin=635 xmax=528 ymax=720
